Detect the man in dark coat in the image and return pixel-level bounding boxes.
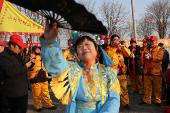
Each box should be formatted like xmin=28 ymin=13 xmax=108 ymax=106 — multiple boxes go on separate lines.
xmin=102 ymin=36 xmax=110 ymax=50
xmin=0 ymin=35 xmax=35 ymax=113
xmin=158 ymin=42 xmax=169 ymax=99
xmin=99 ymin=36 xmax=110 ymax=64
xmin=0 ymin=41 xmax=9 ymax=113
xmin=158 ymin=42 xmax=169 ymax=71
xmin=128 ymin=38 xmax=143 ymax=95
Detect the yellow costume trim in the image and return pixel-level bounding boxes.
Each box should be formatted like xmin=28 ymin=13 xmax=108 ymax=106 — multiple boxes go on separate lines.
xmin=99 ymin=64 xmax=105 ymax=106
xmin=50 ymin=68 xmax=69 ymax=105
xmin=109 ymin=79 xmax=121 ymax=95
xmin=76 ymin=107 xmax=96 ymax=110
xmin=74 ymin=53 xmax=80 ymax=62
xmin=41 ymin=42 xmax=56 ymax=47
xmin=77 ymin=101 xmax=96 ymax=108
xmin=69 ymin=68 xmax=82 ymax=105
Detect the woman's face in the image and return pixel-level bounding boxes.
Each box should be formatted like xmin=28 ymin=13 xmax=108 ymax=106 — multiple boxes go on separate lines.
xmin=76 ymin=38 xmax=97 ymax=63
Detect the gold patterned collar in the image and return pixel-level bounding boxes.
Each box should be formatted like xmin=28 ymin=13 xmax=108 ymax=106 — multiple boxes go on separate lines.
xmin=81 ymin=61 xmax=98 ymax=70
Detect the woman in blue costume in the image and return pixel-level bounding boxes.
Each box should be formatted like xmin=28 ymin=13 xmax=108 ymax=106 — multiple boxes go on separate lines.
xmin=40 ymin=20 xmax=120 ymax=113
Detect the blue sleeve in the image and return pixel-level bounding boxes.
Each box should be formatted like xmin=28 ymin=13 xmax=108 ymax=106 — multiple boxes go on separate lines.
xmin=40 ymin=35 xmax=68 ymax=77
xmin=99 ymin=91 xmax=120 ymax=113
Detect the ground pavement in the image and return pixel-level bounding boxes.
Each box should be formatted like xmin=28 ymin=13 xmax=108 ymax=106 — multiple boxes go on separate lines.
xmin=27 ymin=82 xmax=170 ymax=113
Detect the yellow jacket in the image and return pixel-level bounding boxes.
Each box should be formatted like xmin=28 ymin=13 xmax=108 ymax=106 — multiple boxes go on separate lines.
xmin=143 ymin=46 xmax=164 ymax=76
xmin=62 ymin=48 xmax=74 ymax=61
xmin=105 ymin=46 xmax=131 ymax=74
xmin=29 ymin=54 xmax=48 ymax=79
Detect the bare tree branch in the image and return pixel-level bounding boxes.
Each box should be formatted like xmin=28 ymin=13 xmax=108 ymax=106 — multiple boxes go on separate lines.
xmin=145 ymin=0 xmax=170 ymax=39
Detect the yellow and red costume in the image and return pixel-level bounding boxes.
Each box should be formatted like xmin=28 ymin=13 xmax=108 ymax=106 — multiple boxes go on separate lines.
xmin=62 ymin=48 xmax=75 ymax=61
xmin=29 ymin=54 xmax=54 ymax=109
xmin=142 ymin=44 xmax=164 ymax=104
xmin=105 ymin=45 xmax=131 ymax=106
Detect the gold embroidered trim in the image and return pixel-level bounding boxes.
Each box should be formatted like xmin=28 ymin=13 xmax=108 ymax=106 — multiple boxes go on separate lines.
xmin=76 ymin=107 xmax=96 ymax=110
xmin=99 ymin=64 xmax=105 ymax=106
xmin=77 ymin=101 xmax=96 ymax=108
xmin=69 ymin=68 xmax=82 ymax=111
xmin=41 ymin=42 xmax=56 ymax=47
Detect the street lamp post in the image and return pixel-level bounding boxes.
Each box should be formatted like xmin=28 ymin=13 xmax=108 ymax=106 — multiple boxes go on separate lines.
xmin=131 ymin=0 xmax=137 ymax=41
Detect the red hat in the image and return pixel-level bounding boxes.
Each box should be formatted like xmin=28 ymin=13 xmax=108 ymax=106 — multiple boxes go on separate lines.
xmin=0 ymin=41 xmax=7 ymax=46
xmin=130 ymin=38 xmax=136 ymax=43
xmin=146 ymin=37 xmax=150 ymax=40
xmin=150 ymin=36 xmax=158 ymax=41
xmin=105 ymin=36 xmax=110 ymax=39
xmin=143 ymin=38 xmax=147 ymax=43
xmin=10 ymin=35 xmax=27 ymax=48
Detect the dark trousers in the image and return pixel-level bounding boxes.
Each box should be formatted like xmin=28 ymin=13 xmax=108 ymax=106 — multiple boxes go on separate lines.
xmin=0 ymin=85 xmax=9 ymax=113
xmin=8 ymin=94 xmax=28 ymax=113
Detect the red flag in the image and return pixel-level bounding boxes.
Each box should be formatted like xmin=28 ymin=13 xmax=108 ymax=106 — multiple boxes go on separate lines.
xmin=12 ymin=32 xmax=17 ymax=35
xmin=18 ymin=32 xmax=23 ymax=35
xmin=0 ymin=32 xmax=4 ymax=35
xmin=6 ymin=32 xmax=11 ymax=35
xmin=24 ymin=33 xmax=29 ymax=35
xmin=148 ymin=19 xmax=150 ymax=23
xmin=36 ymin=33 xmax=41 ymax=35
xmin=30 ymin=33 xmax=35 ymax=35
xmin=115 ymin=19 xmax=118 ymax=24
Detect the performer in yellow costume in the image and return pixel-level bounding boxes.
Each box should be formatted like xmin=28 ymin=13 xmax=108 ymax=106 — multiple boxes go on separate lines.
xmin=62 ymin=36 xmax=75 ymax=61
xmin=29 ymin=46 xmax=56 ymax=111
xmin=105 ymin=34 xmax=131 ymax=110
xmin=139 ymin=36 xmax=164 ymax=107
xmin=140 ymin=37 xmax=149 ymax=82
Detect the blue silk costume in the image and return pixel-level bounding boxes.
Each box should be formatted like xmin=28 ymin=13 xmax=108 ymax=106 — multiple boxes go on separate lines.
xmin=40 ymin=36 xmax=120 ymax=113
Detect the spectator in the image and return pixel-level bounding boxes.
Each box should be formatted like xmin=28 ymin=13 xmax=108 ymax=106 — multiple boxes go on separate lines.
xmin=29 ymin=46 xmax=56 ymax=112
xmin=128 ymin=38 xmax=143 ymax=95
xmin=102 ymin=36 xmax=110 ymax=50
xmin=158 ymin=42 xmax=169 ymax=99
xmin=0 ymin=41 xmax=9 ymax=113
xmin=158 ymin=42 xmax=169 ymax=72
xmin=0 ymin=35 xmax=35 ymax=113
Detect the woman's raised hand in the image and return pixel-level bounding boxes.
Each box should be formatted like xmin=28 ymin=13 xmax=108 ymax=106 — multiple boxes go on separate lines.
xmin=44 ymin=19 xmax=59 ymax=39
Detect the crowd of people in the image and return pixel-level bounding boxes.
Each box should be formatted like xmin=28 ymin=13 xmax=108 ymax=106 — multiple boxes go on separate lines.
xmin=0 ymin=20 xmax=169 ymax=113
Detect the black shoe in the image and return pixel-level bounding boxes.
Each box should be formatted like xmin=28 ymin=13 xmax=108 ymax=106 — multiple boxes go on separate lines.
xmin=155 ymin=103 xmax=161 ymax=107
xmin=36 ymin=108 xmax=42 ymax=112
xmin=139 ymin=101 xmax=149 ymax=106
xmin=123 ymin=105 xmax=131 ymax=110
xmin=47 ymin=106 xmax=57 ymax=110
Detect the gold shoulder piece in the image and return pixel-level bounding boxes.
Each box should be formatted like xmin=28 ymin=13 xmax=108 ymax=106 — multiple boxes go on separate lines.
xmin=41 ymin=42 xmax=56 ymax=47
xmin=50 ymin=68 xmax=70 ymax=105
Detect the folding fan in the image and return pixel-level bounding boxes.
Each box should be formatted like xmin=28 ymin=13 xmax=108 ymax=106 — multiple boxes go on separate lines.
xmin=7 ymin=0 xmax=107 ymax=35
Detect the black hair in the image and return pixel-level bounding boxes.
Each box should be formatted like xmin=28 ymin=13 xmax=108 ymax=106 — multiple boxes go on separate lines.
xmin=110 ymin=34 xmax=120 ymax=41
xmin=158 ymin=43 xmax=164 ymax=46
xmin=8 ymin=41 xmax=21 ymax=49
xmin=130 ymin=41 xmax=136 ymax=44
xmin=74 ymin=36 xmax=97 ymax=53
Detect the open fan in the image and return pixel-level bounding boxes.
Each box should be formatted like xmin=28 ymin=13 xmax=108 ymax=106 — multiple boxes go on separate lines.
xmin=6 ymin=0 xmax=107 ymax=35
